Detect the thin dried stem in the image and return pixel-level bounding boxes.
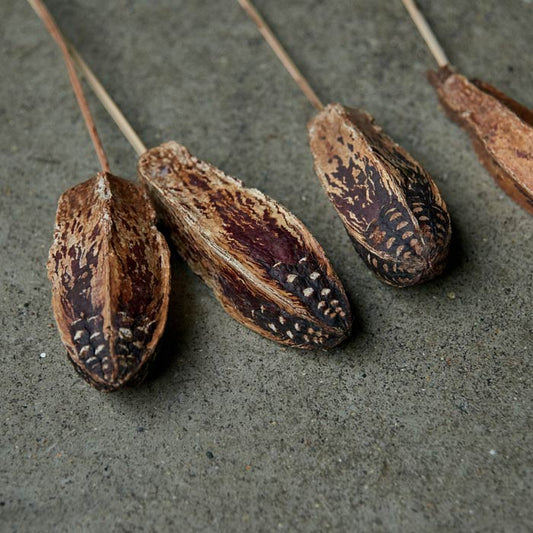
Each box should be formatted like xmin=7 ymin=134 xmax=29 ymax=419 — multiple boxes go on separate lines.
xmin=27 ymin=0 xmax=111 ymax=172
xmin=68 ymin=47 xmax=147 ymax=156
xmin=237 ymin=0 xmax=324 ymax=111
xmin=401 ymin=0 xmax=450 ymax=68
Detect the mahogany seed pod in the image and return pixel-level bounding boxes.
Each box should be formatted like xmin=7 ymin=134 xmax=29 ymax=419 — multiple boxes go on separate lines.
xmin=47 ymin=172 xmax=171 ymax=391
xmin=308 ymin=103 xmax=452 ymax=287
xmin=428 ymin=66 xmax=533 ymax=215
xmin=137 ymin=141 xmax=352 ymax=349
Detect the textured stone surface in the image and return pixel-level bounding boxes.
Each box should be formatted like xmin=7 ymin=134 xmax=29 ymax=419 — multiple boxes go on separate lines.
xmin=1 ymin=0 xmax=531 ymax=531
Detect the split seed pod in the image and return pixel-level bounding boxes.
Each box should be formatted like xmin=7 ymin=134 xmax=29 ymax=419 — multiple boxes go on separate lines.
xmin=308 ymin=103 xmax=451 ymax=287
xmin=138 ymin=141 xmax=351 ymax=349
xmin=48 ymin=173 xmax=171 ymax=390
xmin=429 ymin=66 xmax=533 ymax=215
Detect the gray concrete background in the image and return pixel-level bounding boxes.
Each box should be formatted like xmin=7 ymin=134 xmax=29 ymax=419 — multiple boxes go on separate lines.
xmin=1 ymin=0 xmax=532 ymax=531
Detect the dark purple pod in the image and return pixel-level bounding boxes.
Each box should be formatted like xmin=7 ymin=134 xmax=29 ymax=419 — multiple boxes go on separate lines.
xmin=138 ymin=141 xmax=352 ymax=349
xmin=308 ymin=103 xmax=451 ymax=287
xmin=48 ymin=173 xmax=171 ymax=390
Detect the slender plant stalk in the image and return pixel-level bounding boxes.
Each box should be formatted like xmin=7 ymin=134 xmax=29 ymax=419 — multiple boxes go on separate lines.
xmin=237 ymin=0 xmax=324 ymax=111
xmin=401 ymin=0 xmax=449 ymax=67
xmin=28 ymin=0 xmax=110 ymax=172
xmin=68 ymin=47 xmax=147 ymax=156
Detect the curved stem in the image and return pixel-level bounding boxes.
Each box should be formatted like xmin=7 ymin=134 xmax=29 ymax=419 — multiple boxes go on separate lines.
xmin=27 ymin=0 xmax=111 ymax=172
xmin=238 ymin=0 xmax=324 ymax=111
xmin=401 ymin=0 xmax=450 ymax=68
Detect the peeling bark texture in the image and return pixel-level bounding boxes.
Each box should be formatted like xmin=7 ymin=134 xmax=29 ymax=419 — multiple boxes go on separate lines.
xmin=137 ymin=142 xmax=352 ymax=349
xmin=47 ymin=173 xmax=171 ymax=391
xmin=429 ymin=66 xmax=533 ymax=215
xmin=308 ymin=103 xmax=451 ymax=287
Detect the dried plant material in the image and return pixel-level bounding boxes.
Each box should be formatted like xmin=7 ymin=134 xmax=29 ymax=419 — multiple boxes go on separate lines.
xmin=138 ymin=142 xmax=352 ymax=349
xmin=429 ymin=66 xmax=533 ymax=214
xmin=308 ymin=103 xmax=451 ymax=287
xmin=48 ymin=173 xmax=171 ymax=390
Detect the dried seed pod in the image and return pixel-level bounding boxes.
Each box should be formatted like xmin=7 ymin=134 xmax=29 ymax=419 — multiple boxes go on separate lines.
xmin=47 ymin=173 xmax=171 ymax=391
xmin=137 ymin=141 xmax=351 ymax=349
xmin=308 ymin=103 xmax=451 ymax=287
xmin=429 ymin=66 xmax=533 ymax=215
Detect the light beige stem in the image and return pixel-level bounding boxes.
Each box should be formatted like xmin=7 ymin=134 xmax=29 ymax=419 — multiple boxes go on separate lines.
xmin=237 ymin=0 xmax=324 ymax=111
xmin=68 ymin=47 xmax=147 ymax=156
xmin=27 ymin=0 xmax=111 ymax=172
xmin=401 ymin=0 xmax=450 ymax=67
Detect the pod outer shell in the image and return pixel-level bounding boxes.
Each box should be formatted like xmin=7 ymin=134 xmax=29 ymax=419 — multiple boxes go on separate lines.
xmin=47 ymin=173 xmax=171 ymax=391
xmin=308 ymin=103 xmax=452 ymax=287
xmin=138 ymin=141 xmax=352 ymax=349
xmin=429 ymin=66 xmax=533 ymax=215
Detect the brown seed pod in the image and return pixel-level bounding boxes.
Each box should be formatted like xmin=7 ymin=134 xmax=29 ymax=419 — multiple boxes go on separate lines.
xmin=308 ymin=103 xmax=451 ymax=287
xmin=47 ymin=172 xmax=171 ymax=391
xmin=137 ymin=141 xmax=352 ymax=349
xmin=428 ymin=66 xmax=533 ymax=215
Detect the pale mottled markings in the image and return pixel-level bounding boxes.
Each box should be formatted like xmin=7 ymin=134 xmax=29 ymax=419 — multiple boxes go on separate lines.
xmin=390 ymin=212 xmax=401 ymax=221
xmin=287 ymin=330 xmax=294 ymax=339
xmin=318 ymin=301 xmax=326 ymax=309
xmin=95 ymin=345 xmax=105 ymax=356
xmin=268 ymin=323 xmax=277 ymax=332
xmin=298 ymin=257 xmax=307 ymax=263
xmin=396 ymin=221 xmax=408 ymax=230
xmin=310 ymin=271 xmax=320 ymax=280
xmin=303 ymin=287 xmax=314 ymax=297
xmin=386 ymin=237 xmax=395 ymax=249
xmin=119 ymin=328 xmax=133 ymax=341
xmin=286 ymin=274 xmax=297 ymax=283
xmin=402 ymin=231 xmax=414 ymax=240
xmin=321 ymin=288 xmax=331 ymax=297
xmin=413 ymin=207 xmax=424 ymax=214
xmin=294 ymin=323 xmax=301 ymax=331
xmin=279 ymin=316 xmax=286 ymax=325
xmin=79 ymin=346 xmax=92 ymax=359
xmin=74 ymin=330 xmax=85 ymax=341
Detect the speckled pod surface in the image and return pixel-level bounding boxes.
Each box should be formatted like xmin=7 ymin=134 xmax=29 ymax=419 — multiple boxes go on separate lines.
xmin=138 ymin=141 xmax=352 ymax=349
xmin=47 ymin=173 xmax=171 ymax=391
xmin=308 ymin=103 xmax=452 ymax=287
xmin=429 ymin=66 xmax=533 ymax=215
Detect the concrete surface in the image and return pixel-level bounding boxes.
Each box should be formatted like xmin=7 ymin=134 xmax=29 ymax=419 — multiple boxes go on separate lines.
xmin=1 ymin=0 xmax=532 ymax=531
